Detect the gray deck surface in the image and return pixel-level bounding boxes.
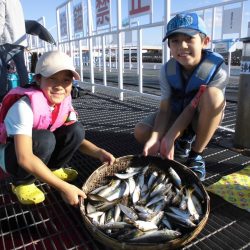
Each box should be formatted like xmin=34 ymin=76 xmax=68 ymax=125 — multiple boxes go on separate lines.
xmin=0 ymin=79 xmax=250 ymax=250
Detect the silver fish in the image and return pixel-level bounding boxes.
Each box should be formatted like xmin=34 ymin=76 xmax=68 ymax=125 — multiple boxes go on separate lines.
xmin=119 ymin=204 xmax=138 ymax=221
xmin=147 ymin=171 xmax=158 ymax=189
xmin=128 ymin=177 xmax=136 ymax=195
xmin=149 ymin=210 xmax=164 ymax=225
xmin=133 ymin=220 xmax=158 ymax=231
xmin=166 ymin=212 xmax=197 ymax=228
xmin=106 ymin=181 xmax=129 ymax=201
xmin=86 ymin=202 xmax=96 ymax=214
xmin=134 ymin=205 xmax=155 ymax=214
xmin=146 ymin=194 xmax=164 ymax=207
xmin=114 ymin=204 xmax=121 ymax=222
xmin=132 ymin=184 xmax=141 ymax=204
xmin=127 ymin=228 xmax=181 ymax=243
xmin=186 ymin=188 xmax=200 ymax=222
xmin=98 ymin=179 xmax=121 ymax=197
xmin=87 ymin=211 xmax=104 ymax=219
xmin=168 ymin=167 xmax=182 ymax=188
xmin=90 ymin=184 xmax=108 ymax=194
xmin=98 ymin=221 xmax=132 ymax=230
xmin=114 ymin=171 xmax=140 ymax=179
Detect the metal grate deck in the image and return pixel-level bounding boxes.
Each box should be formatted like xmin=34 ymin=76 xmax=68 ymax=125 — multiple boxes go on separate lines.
xmin=0 ymin=89 xmax=250 ymax=250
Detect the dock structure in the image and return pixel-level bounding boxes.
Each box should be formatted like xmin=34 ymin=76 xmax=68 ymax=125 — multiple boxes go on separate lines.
xmin=0 ymin=78 xmax=250 ymax=249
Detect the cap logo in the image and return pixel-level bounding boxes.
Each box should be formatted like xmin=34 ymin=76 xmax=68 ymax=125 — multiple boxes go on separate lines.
xmin=168 ymin=14 xmax=194 ymax=31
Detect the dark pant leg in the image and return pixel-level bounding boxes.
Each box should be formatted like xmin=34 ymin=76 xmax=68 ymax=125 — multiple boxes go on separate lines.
xmin=5 ymin=130 xmax=56 ymax=186
xmin=0 ymin=45 xmax=9 ymax=98
xmin=12 ymin=48 xmax=29 ymax=86
xmin=47 ymin=122 xmax=85 ymax=169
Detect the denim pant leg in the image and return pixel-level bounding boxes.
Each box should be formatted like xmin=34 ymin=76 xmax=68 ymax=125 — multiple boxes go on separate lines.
xmin=47 ymin=122 xmax=85 ymax=169
xmin=5 ymin=130 xmax=56 ymax=186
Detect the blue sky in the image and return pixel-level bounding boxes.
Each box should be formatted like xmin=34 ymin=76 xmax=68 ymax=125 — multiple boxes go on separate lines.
xmin=20 ymin=0 xmax=250 ymax=46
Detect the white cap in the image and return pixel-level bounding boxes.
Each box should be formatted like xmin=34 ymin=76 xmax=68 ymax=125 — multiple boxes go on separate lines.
xmin=35 ymin=51 xmax=80 ymax=80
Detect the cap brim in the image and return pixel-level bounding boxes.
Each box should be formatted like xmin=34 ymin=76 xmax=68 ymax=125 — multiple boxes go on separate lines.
xmin=162 ymin=29 xmax=200 ymax=42
xmin=71 ymin=70 xmax=80 ymax=80
xmin=38 ymin=68 xmax=80 ymax=80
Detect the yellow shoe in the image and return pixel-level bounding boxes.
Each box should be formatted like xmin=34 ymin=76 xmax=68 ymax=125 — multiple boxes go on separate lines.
xmin=52 ymin=168 xmax=78 ymax=182
xmin=12 ymin=183 xmax=45 ymax=205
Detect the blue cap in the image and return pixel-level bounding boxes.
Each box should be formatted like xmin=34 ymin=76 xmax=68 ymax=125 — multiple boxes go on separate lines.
xmin=162 ymin=13 xmax=207 ymax=42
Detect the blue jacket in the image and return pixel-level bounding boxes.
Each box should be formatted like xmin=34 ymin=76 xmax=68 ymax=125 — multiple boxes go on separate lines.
xmin=165 ymin=50 xmax=224 ymax=115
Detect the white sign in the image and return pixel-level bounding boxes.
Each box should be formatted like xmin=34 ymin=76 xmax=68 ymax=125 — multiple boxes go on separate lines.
xmin=96 ymin=0 xmax=111 ymax=27
xmin=240 ymin=61 xmax=250 ymax=75
xmin=128 ymin=0 xmax=151 ymax=18
xmin=222 ymin=7 xmax=242 ymax=35
xmin=214 ymin=43 xmax=228 ymax=53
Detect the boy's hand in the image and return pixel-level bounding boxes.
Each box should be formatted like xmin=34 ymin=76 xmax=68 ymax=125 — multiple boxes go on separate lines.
xmin=61 ymin=183 xmax=86 ymax=206
xmin=160 ymin=136 xmax=175 ymax=160
xmin=143 ymin=137 xmax=160 ymax=156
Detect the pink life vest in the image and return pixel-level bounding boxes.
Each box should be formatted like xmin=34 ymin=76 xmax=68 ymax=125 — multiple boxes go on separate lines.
xmin=0 ymin=87 xmax=75 ymax=144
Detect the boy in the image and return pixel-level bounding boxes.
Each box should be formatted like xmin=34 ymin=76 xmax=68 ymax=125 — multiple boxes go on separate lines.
xmin=0 ymin=51 xmax=115 ymax=205
xmin=134 ymin=13 xmax=228 ymax=181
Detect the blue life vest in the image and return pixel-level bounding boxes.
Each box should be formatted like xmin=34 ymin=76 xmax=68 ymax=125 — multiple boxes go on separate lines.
xmin=165 ymin=50 xmax=224 ymax=115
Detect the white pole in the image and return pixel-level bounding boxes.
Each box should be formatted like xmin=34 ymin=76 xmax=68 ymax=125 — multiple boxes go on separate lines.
xmin=67 ymin=2 xmax=73 ymax=57
xmin=138 ymin=28 xmax=143 ymax=93
xmin=163 ymin=0 xmax=171 ymax=63
xmin=79 ymin=40 xmax=83 ymax=81
xmin=102 ymin=36 xmax=107 ymax=86
xmin=117 ymin=0 xmax=123 ymax=100
xmin=87 ymin=0 xmax=95 ymax=93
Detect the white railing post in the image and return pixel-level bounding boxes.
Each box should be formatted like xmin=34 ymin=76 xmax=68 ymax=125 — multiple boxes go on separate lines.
xmin=117 ymin=0 xmax=123 ymax=100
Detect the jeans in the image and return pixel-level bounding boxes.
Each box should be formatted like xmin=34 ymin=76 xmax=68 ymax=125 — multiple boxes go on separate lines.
xmin=4 ymin=122 xmax=85 ymax=185
xmin=0 ymin=43 xmax=29 ymax=98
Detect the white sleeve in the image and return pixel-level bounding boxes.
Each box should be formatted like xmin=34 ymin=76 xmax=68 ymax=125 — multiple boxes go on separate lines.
xmin=4 ymin=96 xmax=34 ymax=137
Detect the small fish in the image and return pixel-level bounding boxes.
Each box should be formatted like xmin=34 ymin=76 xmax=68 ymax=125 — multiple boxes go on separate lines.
xmin=161 ymin=215 xmax=172 ymax=229
xmin=168 ymin=167 xmax=182 ymax=188
xmin=166 ymin=212 xmax=197 ymax=228
xmin=86 ymin=202 xmax=96 ymax=214
xmin=134 ymin=205 xmax=155 ymax=214
xmin=98 ymin=221 xmax=132 ymax=230
xmin=106 ymin=181 xmax=129 ymax=201
xmin=133 ymin=220 xmax=158 ymax=231
xmin=119 ymin=204 xmax=138 ymax=221
xmin=128 ymin=177 xmax=136 ymax=195
xmin=87 ymin=211 xmax=104 ymax=219
xmin=146 ymin=194 xmax=164 ymax=207
xmin=149 ymin=211 xmax=164 ymax=225
xmin=98 ymin=179 xmax=121 ymax=197
xmin=147 ymin=171 xmax=158 ymax=189
xmin=114 ymin=204 xmax=121 ymax=222
xmin=127 ymin=228 xmax=181 ymax=243
xmin=186 ymin=188 xmax=200 ymax=222
xmin=90 ymin=184 xmax=108 ymax=194
xmin=132 ymin=184 xmax=141 ymax=204
xmin=114 ymin=171 xmax=140 ymax=179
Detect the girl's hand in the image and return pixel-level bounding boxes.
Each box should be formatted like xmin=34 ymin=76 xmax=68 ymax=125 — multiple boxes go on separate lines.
xmin=98 ymin=149 xmax=116 ymax=165
xmin=60 ymin=183 xmax=86 ymax=206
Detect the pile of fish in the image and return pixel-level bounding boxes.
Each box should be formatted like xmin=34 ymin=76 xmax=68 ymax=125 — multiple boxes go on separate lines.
xmin=84 ymin=164 xmax=205 ymax=244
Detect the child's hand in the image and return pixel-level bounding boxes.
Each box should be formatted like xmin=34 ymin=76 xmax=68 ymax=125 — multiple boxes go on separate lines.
xmin=60 ymin=183 xmax=86 ymax=206
xmin=143 ymin=137 xmax=160 ymax=156
xmin=98 ymin=149 xmax=116 ymax=165
xmin=160 ymin=136 xmax=175 ymax=160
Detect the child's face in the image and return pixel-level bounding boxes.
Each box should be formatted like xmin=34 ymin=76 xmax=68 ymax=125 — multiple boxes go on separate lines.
xmin=168 ymin=33 xmax=210 ymax=72
xmin=37 ymin=70 xmax=73 ymax=105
